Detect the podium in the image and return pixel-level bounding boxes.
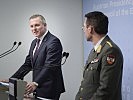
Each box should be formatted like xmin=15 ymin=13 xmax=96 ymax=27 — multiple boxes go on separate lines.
xmin=0 ymin=78 xmax=28 ymax=100
xmin=9 ymin=78 xmax=27 ymax=100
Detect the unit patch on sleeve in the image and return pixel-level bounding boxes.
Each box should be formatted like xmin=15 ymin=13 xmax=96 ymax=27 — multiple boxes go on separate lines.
xmin=106 ymin=54 xmax=115 ymax=65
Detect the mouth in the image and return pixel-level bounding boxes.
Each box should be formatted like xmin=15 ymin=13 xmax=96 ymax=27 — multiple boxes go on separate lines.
xmin=33 ymin=31 xmax=38 ymax=34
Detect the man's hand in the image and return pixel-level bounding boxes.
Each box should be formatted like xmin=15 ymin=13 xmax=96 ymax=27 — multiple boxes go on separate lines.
xmin=25 ymin=82 xmax=38 ymax=95
xmin=0 ymin=79 xmax=9 ymax=83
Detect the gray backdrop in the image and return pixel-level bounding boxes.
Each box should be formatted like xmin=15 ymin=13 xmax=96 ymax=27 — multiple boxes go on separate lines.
xmin=0 ymin=0 xmax=83 ymax=100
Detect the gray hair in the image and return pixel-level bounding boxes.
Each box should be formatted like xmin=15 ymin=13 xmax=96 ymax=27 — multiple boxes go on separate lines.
xmin=29 ymin=14 xmax=46 ymax=24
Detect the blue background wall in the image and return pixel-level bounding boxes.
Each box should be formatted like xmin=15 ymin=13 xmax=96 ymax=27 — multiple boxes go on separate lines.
xmin=83 ymin=0 xmax=133 ymax=100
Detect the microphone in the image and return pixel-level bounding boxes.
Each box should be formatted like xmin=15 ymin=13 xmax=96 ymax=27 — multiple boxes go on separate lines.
xmin=61 ymin=52 xmax=69 ymax=65
xmin=0 ymin=41 xmax=17 ymax=57
xmin=65 ymin=52 xmax=69 ymax=59
xmin=62 ymin=52 xmax=69 ymax=58
xmin=32 ymin=52 xmax=69 ymax=70
xmin=62 ymin=52 xmax=66 ymax=58
xmin=0 ymin=42 xmax=22 ymax=58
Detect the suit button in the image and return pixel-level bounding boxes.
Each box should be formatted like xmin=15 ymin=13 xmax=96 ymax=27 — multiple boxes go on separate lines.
xmin=80 ymin=88 xmax=83 ymax=91
xmin=90 ymin=66 xmax=93 ymax=70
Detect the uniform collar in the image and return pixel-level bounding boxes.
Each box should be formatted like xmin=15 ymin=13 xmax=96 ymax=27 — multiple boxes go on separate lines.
xmin=94 ymin=35 xmax=106 ymax=52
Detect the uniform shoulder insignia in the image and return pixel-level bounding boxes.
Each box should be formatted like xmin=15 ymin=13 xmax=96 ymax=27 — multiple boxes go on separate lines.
xmin=106 ymin=41 xmax=113 ymax=47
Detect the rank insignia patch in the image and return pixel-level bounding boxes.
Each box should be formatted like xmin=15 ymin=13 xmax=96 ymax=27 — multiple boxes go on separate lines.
xmin=107 ymin=54 xmax=115 ymax=65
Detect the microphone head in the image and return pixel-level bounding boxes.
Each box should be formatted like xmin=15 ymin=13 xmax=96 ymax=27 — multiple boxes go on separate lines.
xmin=62 ymin=52 xmax=67 ymax=57
xmin=66 ymin=53 xmax=69 ymax=58
xmin=14 ymin=41 xmax=17 ymax=45
xmin=18 ymin=42 xmax=22 ymax=46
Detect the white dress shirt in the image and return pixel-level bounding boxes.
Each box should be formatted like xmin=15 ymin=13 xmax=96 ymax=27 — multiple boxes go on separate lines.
xmin=94 ymin=35 xmax=106 ymax=51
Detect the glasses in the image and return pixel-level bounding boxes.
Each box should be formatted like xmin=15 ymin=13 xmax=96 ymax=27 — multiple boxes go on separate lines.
xmin=82 ymin=25 xmax=86 ymax=30
xmin=82 ymin=24 xmax=89 ymax=30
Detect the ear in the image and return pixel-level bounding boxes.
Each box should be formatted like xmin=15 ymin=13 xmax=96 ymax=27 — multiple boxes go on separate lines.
xmin=44 ymin=23 xmax=47 ymax=26
xmin=87 ymin=26 xmax=93 ymax=34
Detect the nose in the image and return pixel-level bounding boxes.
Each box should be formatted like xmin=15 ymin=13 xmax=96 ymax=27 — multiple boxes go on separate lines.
xmin=82 ymin=27 xmax=84 ymax=30
xmin=32 ymin=26 xmax=37 ymax=31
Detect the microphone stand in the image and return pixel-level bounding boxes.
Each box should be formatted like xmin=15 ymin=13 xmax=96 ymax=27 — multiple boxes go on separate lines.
xmin=0 ymin=41 xmax=17 ymax=57
xmin=0 ymin=42 xmax=21 ymax=58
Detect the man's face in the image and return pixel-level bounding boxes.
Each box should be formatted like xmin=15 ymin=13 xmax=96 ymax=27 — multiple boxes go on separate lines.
xmin=83 ymin=18 xmax=92 ymax=41
xmin=29 ymin=17 xmax=46 ymax=38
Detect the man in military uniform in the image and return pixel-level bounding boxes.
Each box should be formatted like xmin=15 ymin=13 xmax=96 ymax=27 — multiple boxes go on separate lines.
xmin=75 ymin=11 xmax=123 ymax=100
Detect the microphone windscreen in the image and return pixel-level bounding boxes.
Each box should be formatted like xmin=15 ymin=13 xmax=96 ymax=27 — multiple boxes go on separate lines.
xmin=14 ymin=41 xmax=17 ymax=45
xmin=62 ymin=52 xmax=67 ymax=57
xmin=18 ymin=42 xmax=22 ymax=45
xmin=66 ymin=53 xmax=69 ymax=58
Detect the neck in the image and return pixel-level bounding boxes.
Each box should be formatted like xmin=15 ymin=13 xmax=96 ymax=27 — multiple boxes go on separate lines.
xmin=92 ymin=34 xmax=106 ymax=45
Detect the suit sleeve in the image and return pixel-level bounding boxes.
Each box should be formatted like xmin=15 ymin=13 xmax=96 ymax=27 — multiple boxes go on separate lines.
xmin=11 ymin=54 xmax=32 ymax=80
xmin=34 ymin=38 xmax=62 ymax=86
xmin=90 ymin=47 xmax=123 ymax=100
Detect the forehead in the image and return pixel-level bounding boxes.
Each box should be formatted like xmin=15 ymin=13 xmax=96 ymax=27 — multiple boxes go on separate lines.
xmin=83 ymin=18 xmax=87 ymax=25
xmin=29 ymin=17 xmax=42 ymax=24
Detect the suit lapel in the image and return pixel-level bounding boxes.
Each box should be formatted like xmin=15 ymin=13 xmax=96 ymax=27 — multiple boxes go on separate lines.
xmin=32 ymin=32 xmax=50 ymax=65
xmin=84 ymin=49 xmax=97 ymax=70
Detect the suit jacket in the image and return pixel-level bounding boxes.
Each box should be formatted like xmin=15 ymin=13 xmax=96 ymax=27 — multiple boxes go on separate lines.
xmin=11 ymin=31 xmax=65 ymax=99
xmin=75 ymin=35 xmax=123 ymax=100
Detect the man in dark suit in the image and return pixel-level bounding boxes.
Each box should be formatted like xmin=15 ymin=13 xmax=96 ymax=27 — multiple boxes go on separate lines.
xmin=11 ymin=14 xmax=65 ymax=100
xmin=75 ymin=11 xmax=123 ymax=100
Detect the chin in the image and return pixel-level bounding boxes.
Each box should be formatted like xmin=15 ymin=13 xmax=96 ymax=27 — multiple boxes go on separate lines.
xmin=86 ymin=36 xmax=92 ymax=41
xmin=34 ymin=35 xmax=39 ymax=38
xmin=87 ymin=38 xmax=90 ymax=41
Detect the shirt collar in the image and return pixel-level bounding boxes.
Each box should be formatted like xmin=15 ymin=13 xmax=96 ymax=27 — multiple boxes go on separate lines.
xmin=37 ymin=30 xmax=48 ymax=42
xmin=94 ymin=35 xmax=106 ymax=51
